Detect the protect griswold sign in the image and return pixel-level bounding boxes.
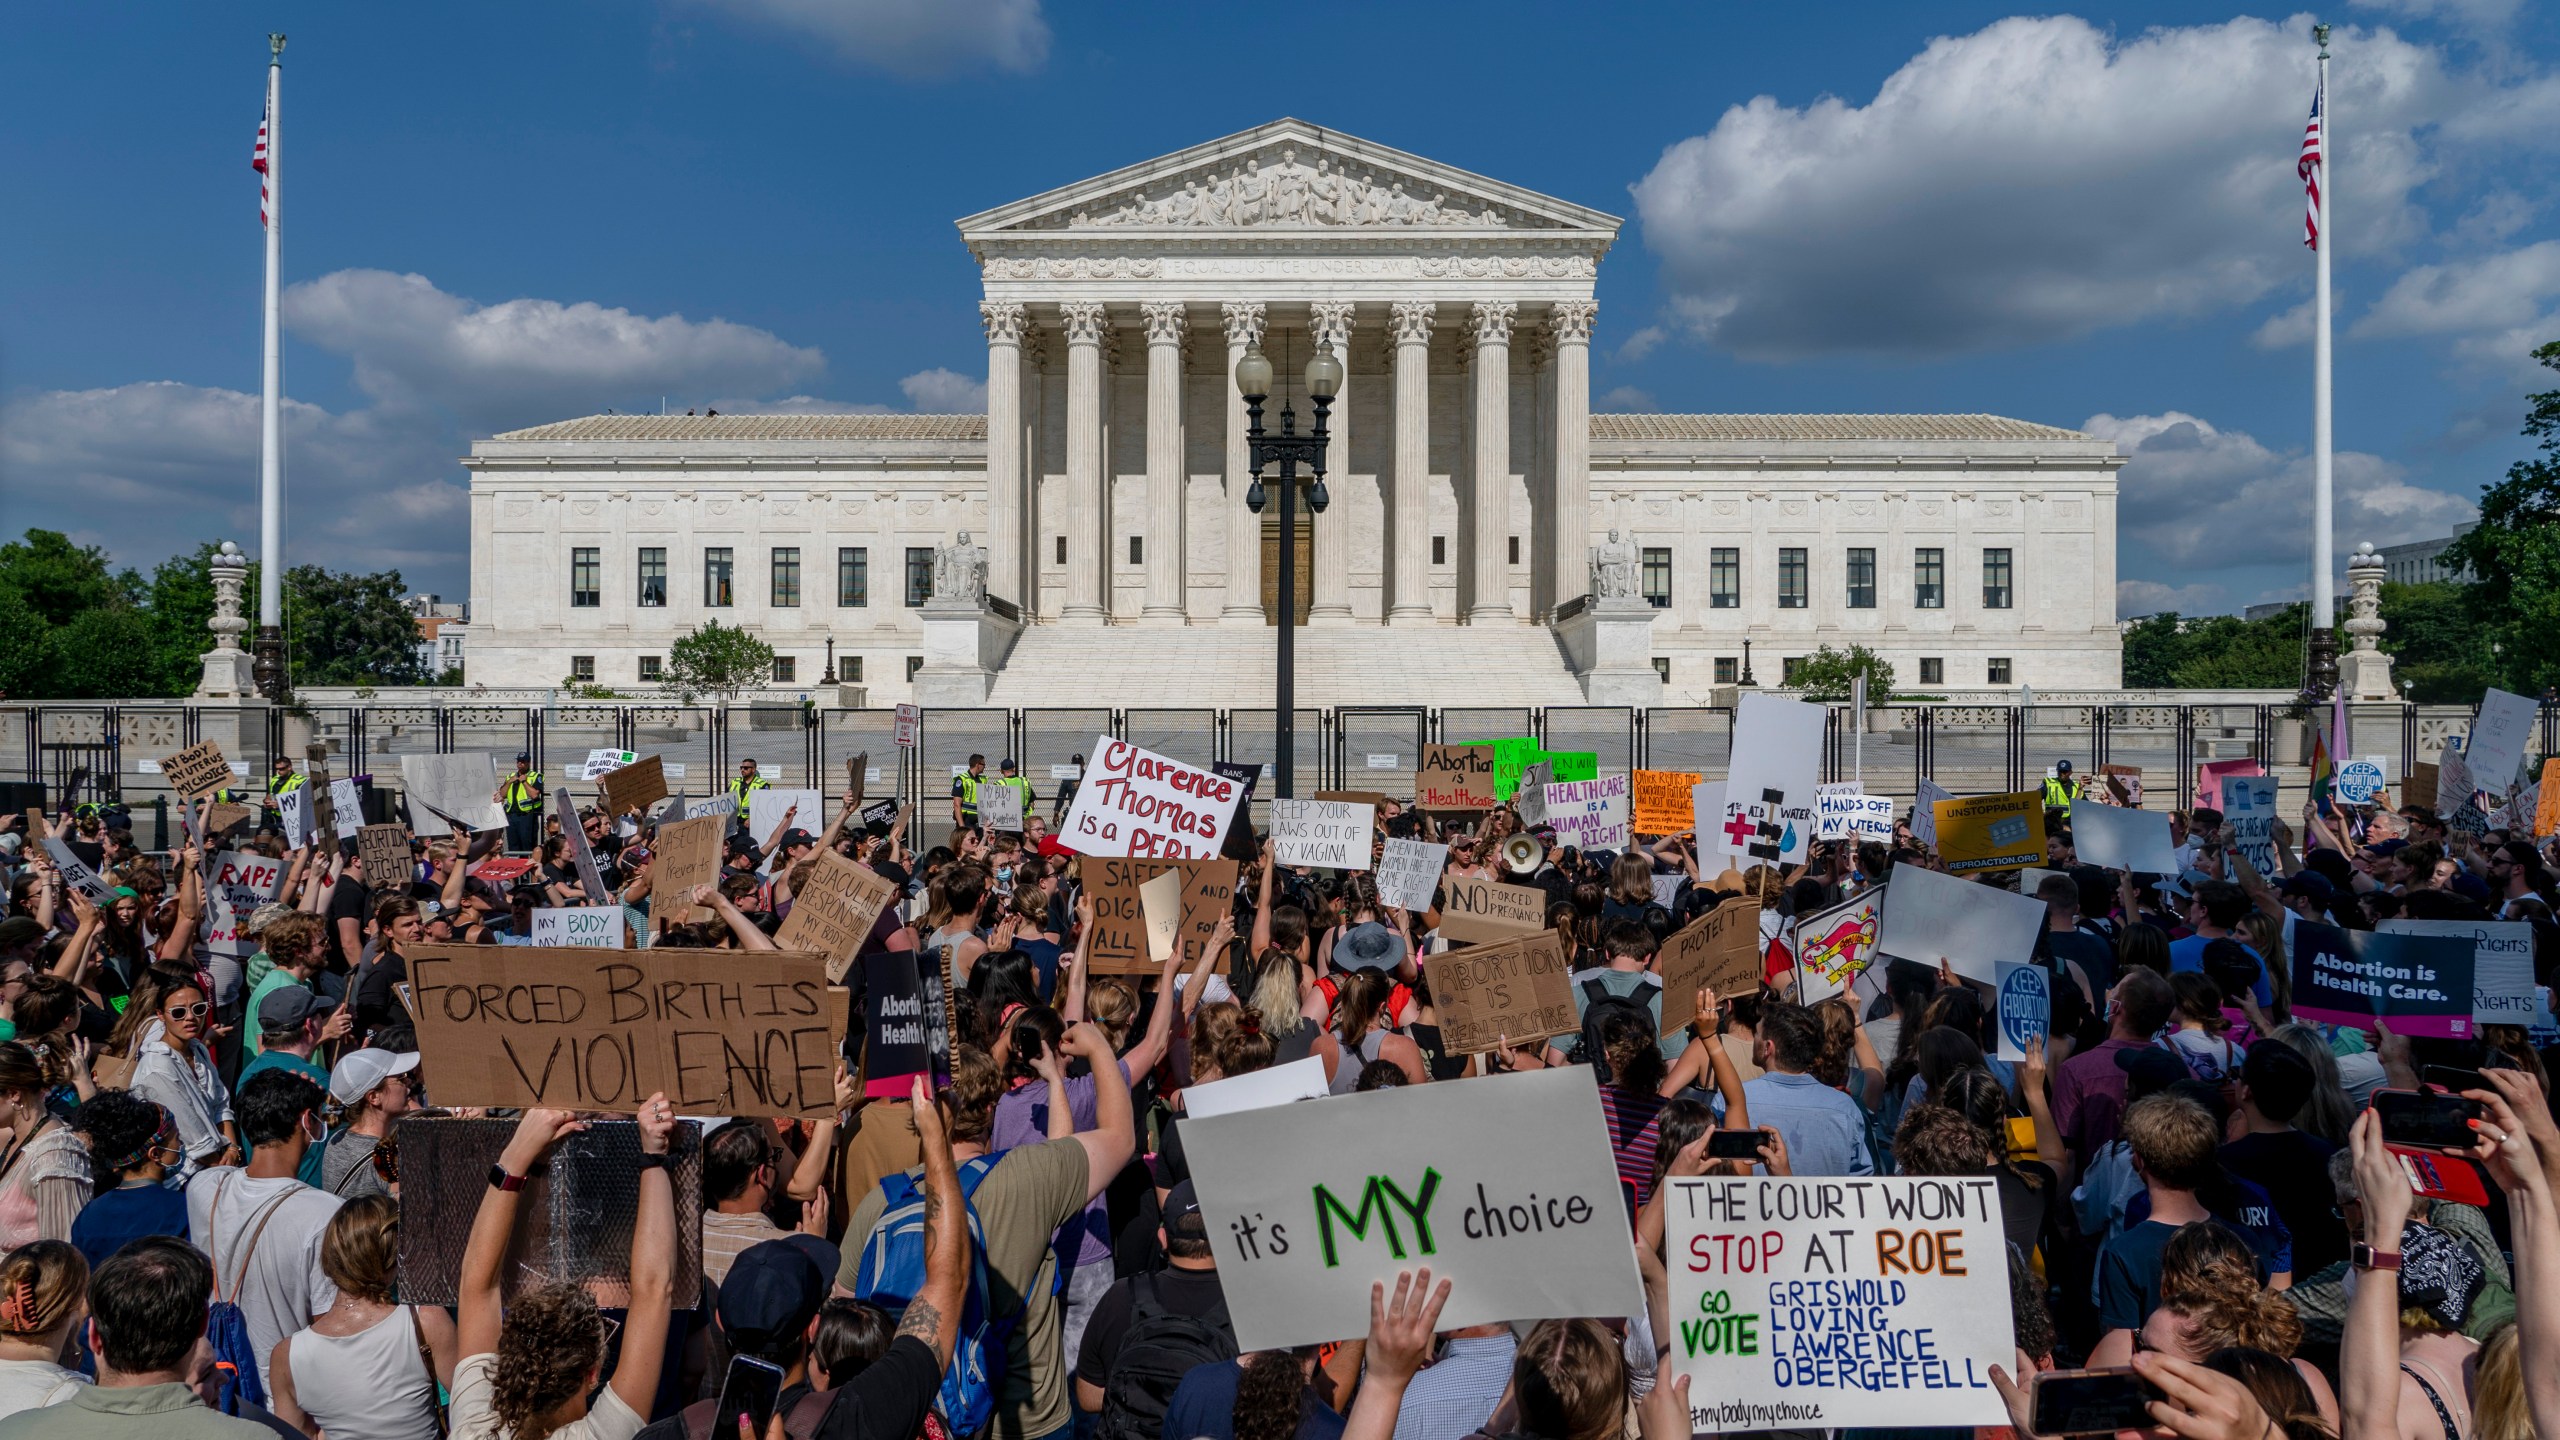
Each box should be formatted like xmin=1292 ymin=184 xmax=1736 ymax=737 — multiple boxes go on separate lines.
xmin=2335 ymin=760 xmax=2386 ymax=806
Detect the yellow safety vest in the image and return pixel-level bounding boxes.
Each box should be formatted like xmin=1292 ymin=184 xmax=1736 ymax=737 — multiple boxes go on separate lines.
xmin=502 ymin=770 xmax=544 ymax=813
xmin=268 ymin=772 xmax=307 ymax=798
xmin=957 ymin=773 xmax=983 ymax=814
xmin=2042 ymin=776 xmax=2076 ymax=809
xmin=730 ymin=774 xmax=770 ymax=808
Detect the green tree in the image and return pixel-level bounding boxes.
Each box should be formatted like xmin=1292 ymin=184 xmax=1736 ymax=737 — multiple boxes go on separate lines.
xmin=284 ymin=565 xmax=427 ymax=687
xmin=665 ymin=619 xmax=775 ymax=704
xmin=143 ymin=543 xmax=238 ymax=696
xmin=1788 ymin=643 xmax=1895 ymax=702
xmin=0 ymin=590 xmax=56 ymax=700
xmin=2446 ymin=339 xmax=2560 ymax=695
xmin=0 ymin=530 xmax=137 ymax=629
xmin=2115 ymin=607 xmax=2307 ymax=690
xmin=51 ymin=608 xmax=164 ymax=698
xmin=2120 ymin=613 xmax=2189 ymax=688
xmin=2375 ymin=581 xmax=2498 ymax=702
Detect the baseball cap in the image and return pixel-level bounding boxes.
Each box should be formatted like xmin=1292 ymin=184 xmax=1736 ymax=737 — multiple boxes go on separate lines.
xmin=1164 ymin=1179 xmax=1207 ymax=1242
xmin=2116 ymin=1046 xmax=2190 ymax=1100
xmin=242 ymin=901 xmax=296 ymax=939
xmin=2055 ymin=760 xmax=2074 ymax=773
xmin=717 ymin=1239 xmax=828 ymax=1352
xmin=776 ymin=829 xmax=817 ymax=851
xmin=329 ymin=1047 xmax=421 ymax=1105
xmin=516 ymin=753 xmax=532 ymax=763
xmin=257 ymin=986 xmax=337 ymax=1033
xmin=999 ymin=757 xmax=1020 ymax=772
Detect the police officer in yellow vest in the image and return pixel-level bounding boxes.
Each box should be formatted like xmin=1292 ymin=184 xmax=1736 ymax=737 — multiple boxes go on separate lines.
xmin=2042 ymin=759 xmax=2080 ymax=812
xmin=266 ymin=756 xmax=307 ymax=800
xmin=497 ymin=752 xmax=544 ymax=853
xmin=950 ymin=753 xmax=989 ymax=828
xmin=730 ymin=759 xmax=770 ymax=833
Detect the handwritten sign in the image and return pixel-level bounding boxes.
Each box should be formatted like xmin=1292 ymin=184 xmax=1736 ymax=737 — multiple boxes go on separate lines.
xmin=1183 ymin=1068 xmax=1643 ymax=1352
xmin=1413 ymin=745 xmax=1497 ymax=810
xmin=328 ymin=778 xmax=362 ymax=838
xmin=1928 ymin=791 xmax=2042 ymax=874
xmin=2537 ymin=759 xmax=2560 ymax=837
xmin=2290 ymin=922 xmax=2475 ymax=1039
xmin=2380 ymin=919 xmax=2535 ymax=1027
xmin=977 ymin=783 xmax=1025 ymax=832
xmin=1660 ymin=901 xmax=1762 ymax=1032
xmin=2218 ymin=774 xmax=2280 ymax=875
xmin=1715 ymin=694 xmax=1823 ymax=865
xmin=1544 ymin=774 xmax=1632 ymax=850
xmin=1813 ymin=785 xmax=1895 ymax=844
xmin=2100 ymin=763 xmax=2145 ymax=808
xmin=600 ymin=755 xmax=668 ymax=817
xmin=1085 ymin=858 xmax=1240 ymax=974
xmin=1374 ymin=838 xmax=1447 ymax=913
xmin=530 ymin=907 xmax=622 ymax=948
xmin=651 ymin=815 xmax=728 ymax=922
xmin=1665 ymin=1176 xmax=2012 ymax=1433
xmin=1273 ymin=799 xmax=1374 ymax=869
xmin=2467 ymin=688 xmax=2538 ymax=793
xmin=162 ymin=740 xmax=235 ymax=800
xmin=409 ymin=945 xmax=835 ymax=1118
xmin=580 ymin=749 xmax=640 ymax=782
xmin=1422 ymin=931 xmax=1575 ymax=1053
xmin=1632 ymin=770 xmax=1704 ymax=836
xmin=1138 ymin=868 xmax=1186 ymax=963
xmin=358 ymin=825 xmax=412 ymax=893
xmin=1437 ymin=875 xmax=1548 ymax=943
xmin=277 ymin=788 xmax=311 ymax=850
xmin=1793 ymin=889 xmax=1883 ymax=1005
xmin=775 ymin=851 xmax=903 ymax=983
xmin=1059 ymin=736 xmax=1239 ymax=859
xmin=205 ymin=850 xmax=285 ymax=957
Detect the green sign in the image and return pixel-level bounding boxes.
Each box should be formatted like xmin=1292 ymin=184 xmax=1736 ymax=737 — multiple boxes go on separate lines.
xmin=1455 ymin=740 xmax=1601 ymax=801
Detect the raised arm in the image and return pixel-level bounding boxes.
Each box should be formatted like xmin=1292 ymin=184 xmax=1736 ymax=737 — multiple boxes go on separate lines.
xmin=693 ymin=884 xmax=779 ymax=950
xmin=1250 ymin=839 xmax=1277 ymax=957
xmin=605 ymin=1094 xmax=678 ymax=1419
xmin=459 ymin=1108 xmax=592 ymax=1358
xmin=895 ymin=1073 xmax=970 ymax=1371
xmin=1339 ymin=1270 xmax=1452 ymax=1440
xmin=2339 ymin=1109 xmax=2413 ymax=1440
xmin=1061 ymin=893 xmax=1094 ymax=1024
xmin=1057 ymin=1021 xmax=1134 ymax=1203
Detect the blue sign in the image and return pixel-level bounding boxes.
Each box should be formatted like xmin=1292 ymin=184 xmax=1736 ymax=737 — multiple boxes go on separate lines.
xmin=2336 ymin=760 xmax=2386 ymax=806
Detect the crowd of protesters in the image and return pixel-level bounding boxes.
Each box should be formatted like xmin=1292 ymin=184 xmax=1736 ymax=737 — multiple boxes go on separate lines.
xmin=0 ymin=742 xmax=2552 ymax=1440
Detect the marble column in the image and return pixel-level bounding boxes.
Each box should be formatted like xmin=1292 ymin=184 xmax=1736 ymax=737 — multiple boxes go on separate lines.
xmin=1059 ymin=300 xmax=1108 ymax=623
xmin=1386 ymin=302 xmax=1436 ymax=625
xmin=1140 ymin=301 xmax=1188 ymax=623
xmin=1220 ymin=302 xmax=1268 ymax=623
xmin=980 ymin=302 xmax=1028 ymax=609
xmin=1548 ymin=301 xmax=1597 ymax=617
xmin=1307 ymin=301 xmax=1356 ymax=624
xmin=1466 ymin=302 xmax=1516 ymax=623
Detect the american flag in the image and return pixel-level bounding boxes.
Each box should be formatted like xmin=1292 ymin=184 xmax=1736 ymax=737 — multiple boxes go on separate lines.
xmin=2299 ymin=82 xmax=2323 ymax=250
xmin=253 ymin=102 xmax=271 ymax=227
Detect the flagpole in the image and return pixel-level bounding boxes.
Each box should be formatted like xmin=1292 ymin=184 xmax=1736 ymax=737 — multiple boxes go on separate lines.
xmin=2307 ymin=22 xmax=2338 ymax=701
xmin=253 ymin=33 xmax=288 ymax=701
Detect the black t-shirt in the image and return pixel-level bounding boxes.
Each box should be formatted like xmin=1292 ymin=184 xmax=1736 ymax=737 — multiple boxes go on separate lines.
xmin=353 ymin=948 xmax=408 ymax=1038
xmin=324 ymin=876 xmax=371 ymax=974
xmin=814 ymin=1334 xmax=944 ymax=1440
xmin=1075 ymin=1265 xmax=1229 ymax=1387
xmin=2221 ymin=1128 xmax=2348 ymax=1276
xmin=2044 ymin=929 xmax=2116 ymax=1001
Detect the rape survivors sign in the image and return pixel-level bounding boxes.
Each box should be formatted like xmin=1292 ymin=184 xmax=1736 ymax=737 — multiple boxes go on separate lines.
xmin=1666 ymin=1176 xmax=2012 ymax=1434
xmin=1059 ymin=735 xmax=1240 ymax=859
xmin=408 ymin=944 xmax=836 ymax=1120
xmin=1182 ymin=1067 xmax=1642 ymax=1351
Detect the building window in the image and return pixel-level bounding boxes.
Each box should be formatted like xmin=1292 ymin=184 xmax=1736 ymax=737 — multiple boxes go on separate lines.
xmin=838 ymin=548 xmax=868 ymax=607
xmin=1641 ymin=548 xmax=1672 ymax=608
xmin=1914 ymin=548 xmax=1944 ymax=609
xmin=1508 ymin=535 xmax=1521 ymax=565
xmin=1846 ymin=547 xmax=1876 ymax=609
xmin=704 ymin=547 xmax=734 ymax=607
xmin=1129 ymin=535 xmax=1143 ymax=565
xmin=905 ymin=655 xmax=925 ymax=681
xmin=1778 ymin=548 xmax=1808 ymax=610
xmin=1709 ymin=548 xmax=1740 ymax=608
xmin=569 ymin=655 xmax=595 ymax=683
xmin=905 ymin=548 xmax=934 ymax=607
xmin=1988 ymin=657 xmax=2013 ymax=684
xmin=1983 ymin=549 xmax=2013 ymax=609
xmin=638 ymin=548 xmax=667 ymax=608
xmin=845 ymin=656 xmax=864 ymax=683
xmin=770 ymin=548 xmax=800 ymax=607
xmin=1714 ymin=657 xmax=1739 ymax=684
xmin=772 ymin=656 xmax=796 ymax=683
xmin=1782 ymin=655 xmax=1808 ymax=685
xmin=1432 ymin=536 xmax=1447 ymax=566
xmin=1651 ymin=657 xmax=1670 ymax=683
xmin=638 ymin=655 xmax=663 ymax=682
xmin=570 ymin=548 xmax=600 ymax=608
xmin=1055 ymin=535 xmax=1067 ymax=565
xmin=1919 ymin=657 xmax=1943 ymax=685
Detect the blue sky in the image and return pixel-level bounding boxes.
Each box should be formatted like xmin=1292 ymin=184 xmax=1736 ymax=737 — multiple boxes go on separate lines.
xmin=6 ymin=0 xmax=2556 ymax=615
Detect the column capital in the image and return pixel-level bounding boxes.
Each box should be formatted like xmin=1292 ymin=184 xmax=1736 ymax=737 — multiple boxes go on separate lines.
xmin=1388 ymin=300 xmax=1437 ymax=346
xmin=1219 ymin=301 xmax=1267 ymax=347
xmin=980 ymin=301 xmax=1028 ymax=345
xmin=1548 ymin=299 xmax=1598 ymax=345
xmin=1139 ymin=300 xmax=1189 ymax=345
xmin=1308 ymin=301 xmax=1356 ymax=351
xmin=1058 ymin=300 xmax=1110 ymax=345
xmin=1520 ymin=327 xmax=1556 ymax=372
xmin=1468 ymin=300 xmax=1518 ymax=346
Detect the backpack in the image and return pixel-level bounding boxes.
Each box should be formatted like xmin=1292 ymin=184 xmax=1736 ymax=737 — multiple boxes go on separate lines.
xmin=1096 ymin=1274 xmax=1236 ymax=1440
xmin=205 ymin=1173 xmax=297 ymax=1414
xmin=852 ymin=1155 xmax=1012 ymax=1437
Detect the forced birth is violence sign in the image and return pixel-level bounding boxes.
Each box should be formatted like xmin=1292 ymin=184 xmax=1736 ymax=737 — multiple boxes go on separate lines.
xmin=1665 ymin=1176 xmax=2013 ymax=1434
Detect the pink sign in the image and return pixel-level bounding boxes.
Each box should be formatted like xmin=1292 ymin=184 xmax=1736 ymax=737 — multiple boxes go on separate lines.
xmin=2193 ymin=758 xmax=2266 ymax=814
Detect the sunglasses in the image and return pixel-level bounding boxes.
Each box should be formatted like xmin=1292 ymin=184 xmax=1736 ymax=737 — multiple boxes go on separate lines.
xmin=165 ymin=1001 xmax=211 ymax=1021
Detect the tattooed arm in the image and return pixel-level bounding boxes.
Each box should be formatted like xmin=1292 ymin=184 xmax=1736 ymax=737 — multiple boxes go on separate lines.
xmin=895 ymin=1073 xmax=971 ymax=1372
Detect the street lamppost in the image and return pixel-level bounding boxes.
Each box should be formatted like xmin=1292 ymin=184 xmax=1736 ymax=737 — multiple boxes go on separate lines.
xmin=1235 ymin=339 xmax=1339 ymax=799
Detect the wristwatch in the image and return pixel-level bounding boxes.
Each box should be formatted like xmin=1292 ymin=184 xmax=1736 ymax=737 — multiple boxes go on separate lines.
xmin=2352 ymin=1241 xmax=2402 ymax=1272
xmin=488 ymin=1165 xmax=529 ymax=1193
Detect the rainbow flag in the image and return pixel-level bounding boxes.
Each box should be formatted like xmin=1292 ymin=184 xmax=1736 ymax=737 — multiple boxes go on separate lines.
xmin=2309 ymin=724 xmax=2337 ymax=817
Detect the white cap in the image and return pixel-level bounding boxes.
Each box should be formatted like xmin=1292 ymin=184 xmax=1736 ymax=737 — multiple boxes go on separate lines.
xmin=329 ymin=1047 xmax=420 ymax=1105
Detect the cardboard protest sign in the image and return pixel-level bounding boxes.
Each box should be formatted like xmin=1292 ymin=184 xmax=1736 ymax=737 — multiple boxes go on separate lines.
xmin=2290 ymin=922 xmax=2475 ymax=1038
xmin=1544 ymin=775 xmax=1632 ymax=850
xmin=2403 ymin=762 xmax=2439 ymax=811
xmin=1714 ymin=694 xmax=1823 ymax=866
xmin=1994 ymin=961 xmax=2049 ymax=1062
xmin=556 ymin=789 xmax=609 ymax=904
xmin=205 ymin=803 xmax=255 ymax=841
xmin=1660 ymin=902 xmax=1763 ymax=1032
xmin=580 ymin=749 xmax=640 ymax=782
xmin=1813 ymin=784 xmax=1895 ymax=844
xmin=401 ymin=753 xmax=506 ymax=837
xmin=2381 ymin=919 xmax=2536 ymax=1027
xmin=530 ymin=907 xmax=622 ymax=947
xmin=2467 ymin=688 xmax=2537 ymax=793
xmin=1084 ymin=857 xmax=1240 ymax=973
xmin=1665 ymin=1176 xmax=2012 ymax=1434
xmin=1183 ymin=1068 xmax=1643 ymax=1351
xmin=1437 ymin=875 xmax=1548 ymax=942
xmin=976 ymin=783 xmax=1025 ymax=832
xmin=1794 ymin=889 xmax=1883 ymax=1005
xmin=1928 ymin=792 xmax=2042 ymax=875
xmin=1184 ymin=1056 xmax=1329 ymax=1120
xmin=2538 ymin=759 xmax=2560 ymax=837
xmin=2099 ymin=763 xmax=2144 ymax=807
xmin=409 ymin=945 xmax=835 ymax=1118
xmin=1312 ymin=790 xmax=1390 ymax=810
xmin=205 ymin=850 xmax=285 ymax=957
xmin=1374 ymin=838 xmax=1447 ymax=913
xmin=1912 ymin=778 xmax=1951 ymax=848
xmin=650 ymin=815 xmax=728 ymax=922
xmin=774 ymin=851 xmax=903 ymax=983
xmin=1414 ymin=745 xmax=1497 ymax=810
xmin=600 ymin=756 xmax=668 ymax=817
xmin=1058 ymin=736 xmax=1240 ymax=859
xmin=2068 ymin=798 xmax=2179 ymax=874
xmin=358 ymin=825 xmax=413 ymax=893
xmin=1421 ymin=931 xmax=1574 ymax=1053
xmin=1875 ymin=862 xmax=2043 ymax=984
xmin=162 ymin=740 xmax=235 ymax=800
xmin=1632 ymin=770 xmax=1703 ymax=836
xmin=1273 ymin=799 xmax=1375 ymax=870
xmin=2193 ymin=758 xmax=2266 ymax=814
xmin=862 ymin=950 xmax=949 ymax=1099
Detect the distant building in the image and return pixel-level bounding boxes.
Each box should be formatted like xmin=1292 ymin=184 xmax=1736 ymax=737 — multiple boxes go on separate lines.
xmin=409 ymin=596 xmax=469 ymax=677
xmin=2375 ymin=524 xmax=2476 ymax=586
xmin=2242 ymin=602 xmax=2297 ymax=623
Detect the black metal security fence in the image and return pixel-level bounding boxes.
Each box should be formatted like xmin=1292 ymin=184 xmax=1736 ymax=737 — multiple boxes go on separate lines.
xmin=6 ymin=700 xmax=2551 ymax=836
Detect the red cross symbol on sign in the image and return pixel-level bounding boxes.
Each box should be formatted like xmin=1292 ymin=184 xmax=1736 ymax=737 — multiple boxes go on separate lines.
xmin=1721 ymin=810 xmax=1758 ymax=849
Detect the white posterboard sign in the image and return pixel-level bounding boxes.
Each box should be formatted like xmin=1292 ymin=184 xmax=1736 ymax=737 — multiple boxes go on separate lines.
xmin=1794 ymin=888 xmax=1884 ymax=1006
xmin=2068 ymin=798 xmax=2180 ymax=875
xmin=401 ymin=752 xmax=506 ymax=837
xmin=1665 ymin=1175 xmax=2012 ymax=1434
xmin=1544 ymin=774 xmax=1632 ymax=851
xmin=205 ymin=850 xmax=286 ymax=957
xmin=580 ymin=749 xmax=640 ymax=782
xmin=1273 ymin=799 xmax=1375 ymax=870
xmin=2219 ymin=775 xmax=2279 ymax=875
xmin=1183 ymin=1068 xmax=1643 ymax=1352
xmin=276 ymin=788 xmax=310 ymax=850
xmin=1813 ymin=784 xmax=1895 ymax=844
xmin=1183 ymin=1055 xmax=1331 ymax=1121
xmin=2335 ymin=760 xmax=2386 ymax=806
xmin=530 ymin=907 xmax=622 ymax=948
xmin=1715 ymin=693 xmax=1823 ymax=865
xmin=977 ymin=784 xmax=1025 ymax=833
xmin=1994 ymin=960 xmax=2049 ymax=1062
xmin=1913 ymin=778 xmax=1953 ymax=848
xmin=2381 ymin=919 xmax=2536 ymax=1026
xmin=2467 ymin=688 xmax=2537 ymax=793
xmin=748 ymin=789 xmax=824 ymax=872
xmin=1139 ymin=867 xmax=1186 ymax=963
xmin=330 ymin=778 xmax=363 ymax=838
xmin=42 ymin=838 xmax=113 ymax=902
xmin=1875 ymin=862 xmax=2045 ymax=984
xmin=1374 ymin=838 xmax=1447 ymax=913
xmin=688 ymin=793 xmax=739 ymax=822
xmin=1058 ymin=735 xmax=1242 ymax=860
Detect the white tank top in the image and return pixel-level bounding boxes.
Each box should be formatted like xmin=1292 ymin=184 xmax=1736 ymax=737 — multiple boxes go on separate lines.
xmin=286 ymin=1305 xmax=440 ymax=1440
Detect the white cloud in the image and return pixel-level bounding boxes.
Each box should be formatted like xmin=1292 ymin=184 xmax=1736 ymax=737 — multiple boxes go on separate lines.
xmin=1613 ymin=326 xmax=1667 ymax=363
xmin=2117 ymin=579 xmax=2231 ymax=616
xmin=899 ymin=367 xmax=987 ymax=412
xmin=1596 ymin=386 xmax=1660 ymax=412
xmin=686 ymin=0 xmax=1048 ymax=76
xmin=2250 ymin=294 xmax=2331 ymax=350
xmin=708 ymin=394 xmax=894 ymax=415
xmin=1628 ymin=14 xmax=2507 ymax=359
xmin=2352 ymin=239 xmax=2560 ymax=337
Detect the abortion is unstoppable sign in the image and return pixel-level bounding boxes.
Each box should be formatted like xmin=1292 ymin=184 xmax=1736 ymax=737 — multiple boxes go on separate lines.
xmin=1058 ymin=736 xmax=1241 ymax=860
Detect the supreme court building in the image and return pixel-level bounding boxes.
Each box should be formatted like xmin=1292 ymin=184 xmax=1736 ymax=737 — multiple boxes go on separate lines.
xmin=465 ymin=119 xmax=2124 ymax=707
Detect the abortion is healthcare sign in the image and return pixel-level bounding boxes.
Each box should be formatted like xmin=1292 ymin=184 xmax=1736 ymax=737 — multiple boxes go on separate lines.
xmin=1665 ymin=1175 xmax=2013 ymax=1434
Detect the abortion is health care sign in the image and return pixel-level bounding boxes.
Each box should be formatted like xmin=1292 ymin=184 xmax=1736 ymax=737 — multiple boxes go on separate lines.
xmin=1058 ymin=736 xmax=1241 ymax=859
xmin=1666 ymin=1176 xmax=2013 ymax=1434
xmin=2289 ymin=922 xmax=2477 ymax=1039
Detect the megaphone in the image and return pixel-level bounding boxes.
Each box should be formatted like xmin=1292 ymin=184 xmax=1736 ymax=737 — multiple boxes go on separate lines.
xmin=1501 ymin=832 xmax=1547 ymax=875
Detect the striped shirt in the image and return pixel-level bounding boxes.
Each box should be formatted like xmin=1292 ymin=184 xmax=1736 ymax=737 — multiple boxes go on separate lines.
xmin=701 ymin=1209 xmax=787 ymax=1285
xmin=1389 ymin=1333 xmax=1518 ymax=1440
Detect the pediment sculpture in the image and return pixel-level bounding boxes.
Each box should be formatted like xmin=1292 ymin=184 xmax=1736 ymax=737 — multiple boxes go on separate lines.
xmin=1064 ymin=147 xmax=1510 ymax=229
